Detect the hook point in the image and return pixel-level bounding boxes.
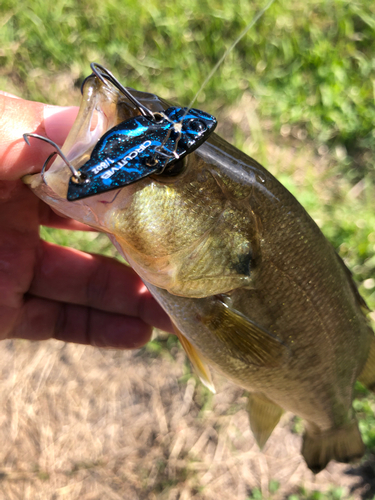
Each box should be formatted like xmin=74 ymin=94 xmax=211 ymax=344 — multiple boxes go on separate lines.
xmin=23 ymin=133 xmax=31 ymax=146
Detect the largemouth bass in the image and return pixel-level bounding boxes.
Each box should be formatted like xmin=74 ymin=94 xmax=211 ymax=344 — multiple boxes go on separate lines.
xmin=24 ymin=70 xmax=375 ymax=473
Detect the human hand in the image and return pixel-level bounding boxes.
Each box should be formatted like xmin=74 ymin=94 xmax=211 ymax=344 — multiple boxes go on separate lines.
xmin=0 ymin=92 xmax=172 ymax=348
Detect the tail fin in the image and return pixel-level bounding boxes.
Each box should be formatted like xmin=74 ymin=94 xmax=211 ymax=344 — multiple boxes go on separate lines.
xmin=302 ymin=421 xmax=365 ymax=473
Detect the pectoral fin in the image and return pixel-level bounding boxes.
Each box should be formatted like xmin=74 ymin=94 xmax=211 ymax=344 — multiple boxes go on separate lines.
xmin=173 ymin=323 xmax=216 ymax=394
xmin=201 ymin=300 xmax=288 ymax=367
xmin=247 ymin=393 xmax=283 ymax=448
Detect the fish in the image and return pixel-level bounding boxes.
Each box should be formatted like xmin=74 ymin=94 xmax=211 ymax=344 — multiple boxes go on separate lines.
xmin=23 ymin=69 xmax=375 ymax=473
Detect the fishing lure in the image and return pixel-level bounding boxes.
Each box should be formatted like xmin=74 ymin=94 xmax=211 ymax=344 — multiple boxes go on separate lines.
xmin=24 ymin=63 xmax=217 ymax=201
xmin=67 ymin=104 xmax=217 ymax=201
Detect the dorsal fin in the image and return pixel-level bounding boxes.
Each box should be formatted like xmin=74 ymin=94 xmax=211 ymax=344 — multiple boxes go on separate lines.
xmin=335 ymin=252 xmax=369 ymax=313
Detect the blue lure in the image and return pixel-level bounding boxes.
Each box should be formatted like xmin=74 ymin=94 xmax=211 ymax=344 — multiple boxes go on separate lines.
xmin=67 ymin=106 xmax=217 ymax=201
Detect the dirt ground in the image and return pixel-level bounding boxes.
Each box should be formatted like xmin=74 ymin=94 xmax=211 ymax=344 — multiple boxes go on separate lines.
xmin=0 ymin=334 xmax=374 ymax=500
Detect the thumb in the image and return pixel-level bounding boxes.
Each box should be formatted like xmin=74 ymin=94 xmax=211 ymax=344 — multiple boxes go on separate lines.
xmin=0 ymin=93 xmax=78 ymax=181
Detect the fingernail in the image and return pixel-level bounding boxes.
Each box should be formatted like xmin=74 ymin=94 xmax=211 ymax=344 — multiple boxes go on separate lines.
xmin=43 ymin=105 xmax=79 ymax=145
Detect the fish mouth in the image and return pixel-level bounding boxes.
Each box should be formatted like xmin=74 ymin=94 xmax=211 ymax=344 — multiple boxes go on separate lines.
xmin=24 ymin=74 xmax=159 ymax=196
xmin=22 ymin=67 xmax=169 ymax=226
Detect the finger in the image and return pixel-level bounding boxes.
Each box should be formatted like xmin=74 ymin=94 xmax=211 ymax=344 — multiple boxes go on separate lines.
xmin=43 ymin=217 xmax=98 ymax=231
xmin=43 ymin=105 xmax=79 ymax=145
xmin=0 ymin=93 xmax=78 ymax=180
xmin=39 ymin=203 xmax=97 ymax=231
xmin=30 ymin=240 xmax=173 ymax=333
xmin=10 ymin=295 xmax=153 ymax=348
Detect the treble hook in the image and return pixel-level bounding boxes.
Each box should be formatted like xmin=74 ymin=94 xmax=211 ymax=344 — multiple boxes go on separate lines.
xmin=23 ymin=133 xmax=84 ymax=183
xmin=40 ymin=151 xmax=57 ymax=185
xmin=90 ymin=63 xmax=155 ymax=121
xmin=89 ymin=64 xmax=183 ymax=172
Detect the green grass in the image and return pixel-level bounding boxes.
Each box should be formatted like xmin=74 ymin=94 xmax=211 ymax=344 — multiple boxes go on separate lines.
xmin=1 ymin=0 xmax=375 ymax=165
xmin=287 ymin=487 xmax=348 ymax=500
xmin=247 ymin=484 xmax=348 ymax=500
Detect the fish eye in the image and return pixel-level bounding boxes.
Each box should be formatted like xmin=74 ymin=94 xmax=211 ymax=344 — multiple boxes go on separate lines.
xmin=164 ymin=156 xmax=187 ymax=176
xmin=153 ymin=156 xmax=188 ymax=182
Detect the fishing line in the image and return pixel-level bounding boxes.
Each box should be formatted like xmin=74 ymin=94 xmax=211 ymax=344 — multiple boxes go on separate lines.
xmin=149 ymin=0 xmax=276 ymax=169
xmin=178 ymin=0 xmax=276 ymax=127
xmin=87 ymin=1 xmax=276 ymax=172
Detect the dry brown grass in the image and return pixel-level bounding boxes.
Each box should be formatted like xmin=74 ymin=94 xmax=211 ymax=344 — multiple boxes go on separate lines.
xmin=0 ymin=334 xmax=373 ymax=500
